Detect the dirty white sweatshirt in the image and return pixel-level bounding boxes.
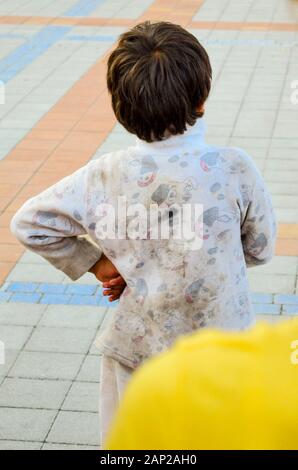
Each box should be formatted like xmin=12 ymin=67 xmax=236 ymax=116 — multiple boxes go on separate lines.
xmin=11 ymin=119 xmax=276 ymax=369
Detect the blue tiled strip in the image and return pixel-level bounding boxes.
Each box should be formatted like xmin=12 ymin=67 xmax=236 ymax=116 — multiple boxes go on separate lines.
xmin=0 ymin=34 xmax=25 ymax=40
xmin=0 ymin=281 xmax=298 ymax=313
xmin=0 ymin=30 xmax=118 ymax=83
xmin=0 ymin=26 xmax=71 ymax=83
xmin=0 ymin=281 xmax=118 ymax=307
xmin=0 ymin=0 xmax=111 ymax=84
xmin=66 ymin=34 xmax=117 ymax=42
xmin=64 ymin=0 xmax=108 ymax=17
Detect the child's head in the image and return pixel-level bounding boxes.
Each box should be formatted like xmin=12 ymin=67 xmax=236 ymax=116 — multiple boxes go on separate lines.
xmin=107 ymin=21 xmax=212 ymax=143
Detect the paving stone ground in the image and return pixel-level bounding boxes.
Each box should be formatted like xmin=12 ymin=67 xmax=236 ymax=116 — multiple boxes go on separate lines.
xmin=0 ymin=0 xmax=298 ymax=450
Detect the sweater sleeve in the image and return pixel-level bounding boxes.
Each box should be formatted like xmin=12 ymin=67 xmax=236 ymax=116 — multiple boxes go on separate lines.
xmin=10 ymin=163 xmax=102 ymax=281
xmin=238 ymin=151 xmax=277 ymax=267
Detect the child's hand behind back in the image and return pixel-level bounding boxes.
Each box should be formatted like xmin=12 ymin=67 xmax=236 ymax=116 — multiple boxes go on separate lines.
xmin=89 ymin=254 xmax=126 ymax=302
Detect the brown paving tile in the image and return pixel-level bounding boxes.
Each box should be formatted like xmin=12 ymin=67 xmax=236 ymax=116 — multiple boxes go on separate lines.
xmin=273 ymin=23 xmax=298 ymax=31
xmin=23 ymin=15 xmax=53 ymax=25
xmin=57 ymin=131 xmax=107 ymax=152
xmin=0 ymin=227 xmax=20 ymax=245
xmin=0 ymin=197 xmax=12 ymax=212
xmin=0 ymin=184 xmax=20 ymax=198
xmin=28 ymin=130 xmax=68 ymax=141
xmin=0 ymin=172 xmax=35 ymax=185
xmin=0 ymin=262 xmax=14 ymax=285
xmin=34 ymin=118 xmax=77 ymax=132
xmin=0 ymin=160 xmax=41 ymax=173
xmin=83 ymin=99 xmax=115 ymax=118
xmin=15 ymin=184 xmax=51 ymax=199
xmin=50 ymin=103 xmax=92 ymax=115
xmin=190 ymin=21 xmax=227 ymax=30
xmin=0 ymin=212 xmax=15 ymax=228
xmin=51 ymin=17 xmax=79 ymax=26
xmin=276 ymin=239 xmax=298 ymax=257
xmin=85 ymin=108 xmax=115 ymax=121
xmin=0 ymin=16 xmax=27 ymax=24
xmin=73 ymin=119 xmax=115 ymax=133
xmin=0 ymin=190 xmax=23 ymax=212
xmin=7 ymin=149 xmax=52 ymax=161
xmin=46 ymin=148 xmax=93 ymax=163
xmin=0 ymin=244 xmax=25 ymax=263
xmin=71 ymin=83 xmax=106 ymax=96
xmin=19 ymin=138 xmax=60 ymax=151
xmin=4 ymin=196 xmax=34 ymax=213
xmin=26 ymin=172 xmax=65 ymax=187
xmin=40 ymin=160 xmax=85 ymax=174
xmin=278 ymin=224 xmax=298 ymax=239
xmin=57 ymin=94 xmax=99 ymax=108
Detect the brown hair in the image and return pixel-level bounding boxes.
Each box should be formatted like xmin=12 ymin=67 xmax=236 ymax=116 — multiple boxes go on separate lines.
xmin=107 ymin=21 xmax=212 ymax=143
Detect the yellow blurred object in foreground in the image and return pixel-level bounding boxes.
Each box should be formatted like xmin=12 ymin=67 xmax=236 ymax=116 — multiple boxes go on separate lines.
xmin=107 ymin=319 xmax=298 ymax=450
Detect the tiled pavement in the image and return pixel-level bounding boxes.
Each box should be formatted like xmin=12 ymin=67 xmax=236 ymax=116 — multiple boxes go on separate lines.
xmin=0 ymin=0 xmax=298 ymax=450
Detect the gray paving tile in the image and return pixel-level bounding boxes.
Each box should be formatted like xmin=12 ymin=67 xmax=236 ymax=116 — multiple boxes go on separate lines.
xmin=274 ymin=208 xmax=298 ymax=223
xmin=0 ymin=440 xmax=42 ymax=450
xmin=63 ymin=272 xmax=102 ymax=285
xmin=46 ymin=411 xmax=99 ymax=446
xmin=253 ymin=256 xmax=298 ymax=276
xmin=0 ymin=407 xmax=56 ymax=441
xmin=9 ymin=351 xmax=84 ymax=380
xmin=0 ymin=349 xmax=19 ymax=380
xmin=77 ymin=355 xmax=101 ymax=383
xmin=19 ymin=251 xmax=48 ymax=264
xmin=0 ymin=303 xmax=47 ymax=326
xmin=6 ymin=264 xmax=65 ymax=283
xmin=0 ymin=377 xmax=71 ymax=409
xmin=88 ymin=342 xmax=102 ymax=356
xmin=264 ymin=170 xmax=298 ymax=183
xmin=248 ymin=273 xmax=296 ymax=294
xmin=42 ymin=443 xmax=99 ymax=450
xmin=0 ymin=325 xmax=33 ymax=350
xmin=25 ymin=327 xmax=96 ymax=354
xmin=40 ymin=305 xmax=106 ymax=329
xmin=62 ymin=382 xmax=98 ymax=413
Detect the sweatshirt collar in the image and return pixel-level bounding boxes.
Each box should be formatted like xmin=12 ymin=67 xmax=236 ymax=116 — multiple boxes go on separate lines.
xmin=135 ymin=118 xmax=207 ymax=152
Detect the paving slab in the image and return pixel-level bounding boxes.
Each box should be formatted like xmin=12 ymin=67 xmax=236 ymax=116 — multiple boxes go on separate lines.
xmin=0 ymin=377 xmax=71 ymax=410
xmin=0 ymin=407 xmax=56 ymax=442
xmin=62 ymin=381 xmax=99 ymax=413
xmin=24 ymin=326 xmax=96 ymax=354
xmin=46 ymin=410 xmax=100 ymax=446
xmin=9 ymin=351 xmax=84 ymax=380
xmin=0 ymin=440 xmax=42 ymax=450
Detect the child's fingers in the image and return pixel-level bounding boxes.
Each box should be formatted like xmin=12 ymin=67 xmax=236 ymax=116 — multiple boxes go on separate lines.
xmin=103 ymin=286 xmax=125 ymax=296
xmin=103 ymin=284 xmax=125 ymax=301
xmin=103 ymin=285 xmax=124 ymax=293
xmin=107 ymin=291 xmax=122 ymax=301
xmin=103 ymin=290 xmax=121 ymax=297
xmin=104 ymin=276 xmax=126 ymax=288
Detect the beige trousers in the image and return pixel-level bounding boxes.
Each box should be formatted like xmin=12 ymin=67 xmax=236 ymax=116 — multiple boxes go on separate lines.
xmin=99 ymin=355 xmax=133 ymax=447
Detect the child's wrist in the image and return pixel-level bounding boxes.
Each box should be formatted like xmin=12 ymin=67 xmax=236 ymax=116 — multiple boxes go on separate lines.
xmin=88 ymin=254 xmax=104 ymax=274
